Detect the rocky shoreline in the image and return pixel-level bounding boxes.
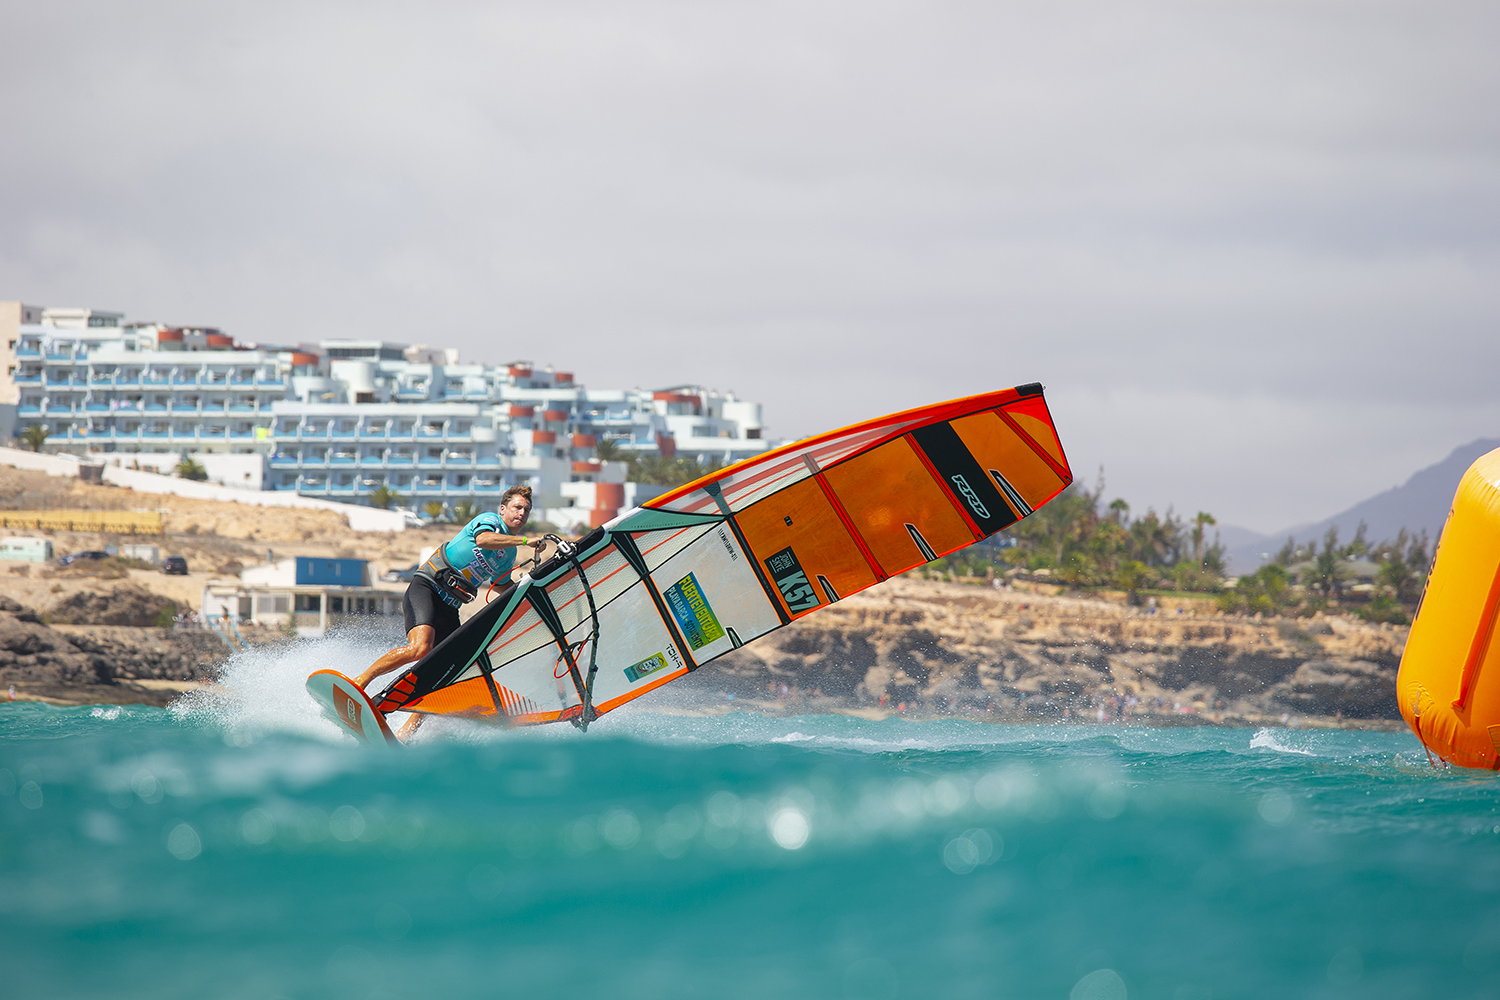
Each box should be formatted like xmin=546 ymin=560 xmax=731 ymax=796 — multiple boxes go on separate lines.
xmin=0 ymin=597 xmax=228 ymax=707
xmin=668 ymin=577 xmax=1408 ymax=730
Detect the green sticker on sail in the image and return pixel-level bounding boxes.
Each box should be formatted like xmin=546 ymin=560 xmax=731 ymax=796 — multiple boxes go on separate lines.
xmin=624 ymin=651 xmax=670 ymax=683
xmin=663 ymin=572 xmax=726 ymax=650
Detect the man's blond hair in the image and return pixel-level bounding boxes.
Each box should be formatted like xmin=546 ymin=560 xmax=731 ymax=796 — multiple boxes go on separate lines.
xmin=501 ymin=485 xmax=533 ymax=508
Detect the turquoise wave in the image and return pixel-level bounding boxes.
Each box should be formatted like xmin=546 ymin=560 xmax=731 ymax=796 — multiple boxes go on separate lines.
xmin=1 ymin=635 xmax=1497 ymax=999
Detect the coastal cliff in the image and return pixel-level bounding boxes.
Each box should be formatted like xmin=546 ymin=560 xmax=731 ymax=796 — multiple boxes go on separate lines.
xmin=688 ymin=577 xmax=1407 ymax=727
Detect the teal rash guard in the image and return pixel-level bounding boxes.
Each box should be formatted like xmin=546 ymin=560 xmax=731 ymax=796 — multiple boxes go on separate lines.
xmin=415 ymin=511 xmax=519 ymax=608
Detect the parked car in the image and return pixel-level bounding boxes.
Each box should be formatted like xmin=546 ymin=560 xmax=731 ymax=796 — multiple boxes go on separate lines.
xmin=383 ymin=563 xmax=418 ymax=583
xmin=57 ymin=550 xmax=110 ymax=566
xmin=160 ymin=556 xmax=190 ymax=575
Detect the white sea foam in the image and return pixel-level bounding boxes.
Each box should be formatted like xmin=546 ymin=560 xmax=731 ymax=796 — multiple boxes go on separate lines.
xmin=169 ymin=625 xmax=414 ymax=744
xmin=1249 ymin=727 xmax=1314 ymax=756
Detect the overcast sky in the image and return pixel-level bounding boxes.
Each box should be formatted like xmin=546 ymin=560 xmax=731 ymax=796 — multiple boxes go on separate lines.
xmin=2 ymin=1 xmax=1497 ymax=533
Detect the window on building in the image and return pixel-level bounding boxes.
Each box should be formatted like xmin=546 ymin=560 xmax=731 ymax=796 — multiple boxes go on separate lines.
xmin=329 ymin=596 xmax=344 ymax=614
xmin=294 ymin=594 xmax=321 ymax=612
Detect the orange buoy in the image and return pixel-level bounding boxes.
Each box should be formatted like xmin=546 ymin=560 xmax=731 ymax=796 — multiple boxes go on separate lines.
xmin=1397 ymin=447 xmax=1500 ymax=769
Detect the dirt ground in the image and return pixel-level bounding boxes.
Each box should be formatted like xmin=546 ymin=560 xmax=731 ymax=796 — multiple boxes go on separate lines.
xmin=0 ymin=465 xmax=461 ymax=618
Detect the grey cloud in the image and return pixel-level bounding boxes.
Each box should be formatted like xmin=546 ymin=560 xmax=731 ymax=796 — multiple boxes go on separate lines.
xmin=2 ymin=0 xmax=1497 ymax=531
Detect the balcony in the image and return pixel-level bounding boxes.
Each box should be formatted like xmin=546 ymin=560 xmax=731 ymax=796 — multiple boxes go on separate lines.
xmin=417 ymin=428 xmax=445 ymax=439
xmin=359 ymin=455 xmax=384 ymax=466
xmin=18 ymin=404 xmax=41 ymax=415
xmin=417 ymin=456 xmax=443 ymax=467
xmin=386 ymin=455 xmax=414 ymax=465
xmin=329 ymin=457 xmax=358 ymax=466
xmin=172 ymin=376 xmax=200 ymax=386
xmin=141 ymin=376 xmax=170 ymax=386
xmin=256 ymin=377 xmax=285 ymax=388
xmin=230 ymin=378 xmax=256 ymax=387
xmin=228 ymin=404 xmax=256 ymax=413
xmin=331 ymin=429 xmax=358 ymax=438
xmin=15 ymin=348 xmax=39 ymax=358
xmin=270 ymin=456 xmax=300 ymax=467
xmin=229 ymin=429 xmax=257 ymax=439
xmin=14 ymin=373 xmax=41 ymax=385
xmin=473 ymin=482 xmax=502 ymax=493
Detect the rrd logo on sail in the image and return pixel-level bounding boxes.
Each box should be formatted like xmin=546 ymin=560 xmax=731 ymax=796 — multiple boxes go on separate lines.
xmin=950 ymin=474 xmax=991 ymax=520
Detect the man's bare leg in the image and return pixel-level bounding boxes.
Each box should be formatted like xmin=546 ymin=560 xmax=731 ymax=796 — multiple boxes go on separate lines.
xmin=354 ymin=626 xmax=435 ymax=691
xmin=396 ymin=714 xmax=425 ymax=742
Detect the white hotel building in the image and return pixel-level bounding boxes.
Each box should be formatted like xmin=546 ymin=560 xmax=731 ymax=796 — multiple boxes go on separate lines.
xmin=0 ymin=302 xmax=773 ymax=528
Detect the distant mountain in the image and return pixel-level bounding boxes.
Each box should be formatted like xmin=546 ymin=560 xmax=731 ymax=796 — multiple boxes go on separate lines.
xmin=1223 ymin=438 xmax=1500 ymax=575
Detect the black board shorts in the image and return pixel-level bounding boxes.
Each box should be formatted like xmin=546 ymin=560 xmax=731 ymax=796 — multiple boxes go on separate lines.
xmin=403 ymin=579 xmax=462 ymax=646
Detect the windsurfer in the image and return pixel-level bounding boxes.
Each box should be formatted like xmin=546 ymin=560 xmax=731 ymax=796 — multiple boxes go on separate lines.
xmin=354 ymin=485 xmax=541 ymax=740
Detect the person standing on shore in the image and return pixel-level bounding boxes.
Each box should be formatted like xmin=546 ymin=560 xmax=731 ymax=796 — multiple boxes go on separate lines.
xmin=354 ymin=485 xmax=541 ymax=740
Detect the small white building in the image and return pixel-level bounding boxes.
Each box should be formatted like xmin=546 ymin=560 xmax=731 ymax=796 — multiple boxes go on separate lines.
xmin=202 ymin=556 xmax=404 ymax=635
xmin=0 ymin=537 xmax=53 ymax=562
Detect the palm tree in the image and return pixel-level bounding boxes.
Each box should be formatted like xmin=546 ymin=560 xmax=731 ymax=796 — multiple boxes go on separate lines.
xmin=594 ymin=437 xmax=625 ymax=462
xmin=450 ymin=499 xmax=480 ymax=523
xmin=175 ymin=456 xmax=208 ymax=481
xmin=422 ymin=501 xmax=448 ymax=522
xmin=368 ymin=484 xmax=401 ymax=510
xmin=19 ymin=424 xmax=48 ymax=452
xmin=1192 ymin=511 xmax=1216 ymax=565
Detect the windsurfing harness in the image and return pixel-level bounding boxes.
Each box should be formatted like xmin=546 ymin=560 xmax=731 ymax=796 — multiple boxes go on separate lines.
xmin=414 ymin=511 xmax=519 ymax=607
xmin=372 ymin=384 xmax=1073 ymax=730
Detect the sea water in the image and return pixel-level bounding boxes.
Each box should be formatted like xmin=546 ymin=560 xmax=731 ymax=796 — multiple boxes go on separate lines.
xmin=2 ymin=634 xmax=1499 ymax=1000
